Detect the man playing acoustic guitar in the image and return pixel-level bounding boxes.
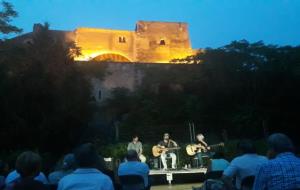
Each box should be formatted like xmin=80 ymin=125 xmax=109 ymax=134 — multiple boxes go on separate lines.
xmin=157 ymin=133 xmax=178 ymax=170
xmin=195 ymin=133 xmax=210 ymax=167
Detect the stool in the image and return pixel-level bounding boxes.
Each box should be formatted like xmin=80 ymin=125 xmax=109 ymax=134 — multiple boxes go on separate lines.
xmin=159 ymin=156 xmax=173 ymax=169
xmin=192 ymin=157 xmax=200 ymax=168
xmin=158 ymin=150 xmax=180 ymax=169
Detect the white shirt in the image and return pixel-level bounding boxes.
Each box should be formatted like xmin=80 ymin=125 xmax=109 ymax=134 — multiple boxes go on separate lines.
xmin=58 ymin=168 xmax=114 ymax=190
xmin=5 ymin=170 xmax=48 ymax=184
xmin=223 ymin=154 xmax=268 ymax=189
xmin=118 ymin=161 xmax=149 ymax=187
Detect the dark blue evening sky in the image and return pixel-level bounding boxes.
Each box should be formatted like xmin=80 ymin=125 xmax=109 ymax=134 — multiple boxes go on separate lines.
xmin=4 ymin=0 xmax=300 ymax=48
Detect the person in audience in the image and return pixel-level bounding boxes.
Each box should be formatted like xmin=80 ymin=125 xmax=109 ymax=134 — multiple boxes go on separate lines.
xmin=253 ymin=133 xmax=300 ymax=190
xmin=57 ymin=143 xmax=114 ymax=190
xmin=0 ymin=160 xmax=9 ymax=189
xmin=5 ymin=170 xmax=48 ymax=185
xmin=222 ymin=140 xmax=268 ymax=190
xmin=207 ymin=151 xmax=229 ymax=173
xmin=193 ymin=179 xmax=226 ymax=190
xmin=5 ymin=151 xmax=48 ymax=190
xmin=48 ymin=153 xmax=76 ymax=184
xmin=192 ymin=151 xmax=229 ymax=190
xmin=118 ymin=150 xmax=150 ymax=189
xmin=241 ymin=176 xmax=255 ymax=190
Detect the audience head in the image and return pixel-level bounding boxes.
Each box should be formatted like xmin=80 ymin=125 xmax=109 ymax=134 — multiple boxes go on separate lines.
xmin=74 ymin=143 xmax=100 ymax=168
xmin=267 ymin=133 xmax=294 ymax=158
xmin=237 ymin=140 xmax=256 ymax=154
xmin=15 ymin=151 xmax=41 ymax=178
xmin=61 ymin=153 xmax=76 ymax=170
xmin=126 ymin=150 xmax=139 ymax=161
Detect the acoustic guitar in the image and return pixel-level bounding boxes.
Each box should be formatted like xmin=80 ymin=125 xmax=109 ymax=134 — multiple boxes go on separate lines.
xmin=186 ymin=142 xmax=224 ymax=156
xmin=152 ymin=146 xmax=181 ymax=157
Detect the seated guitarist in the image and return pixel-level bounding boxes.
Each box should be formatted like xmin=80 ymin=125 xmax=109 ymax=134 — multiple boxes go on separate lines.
xmin=196 ymin=133 xmax=210 ymax=167
xmin=157 ymin=133 xmax=178 ymax=170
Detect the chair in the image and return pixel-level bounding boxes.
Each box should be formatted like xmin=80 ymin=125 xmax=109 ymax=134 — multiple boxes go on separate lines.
xmin=241 ymin=176 xmax=255 ymax=190
xmin=119 ymin=175 xmax=146 ymax=190
xmin=193 ymin=154 xmax=209 ymax=168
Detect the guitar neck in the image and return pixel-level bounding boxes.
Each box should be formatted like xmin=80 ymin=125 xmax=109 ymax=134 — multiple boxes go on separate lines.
xmin=162 ymin=147 xmax=180 ymax=150
xmin=209 ymin=144 xmax=223 ymax=148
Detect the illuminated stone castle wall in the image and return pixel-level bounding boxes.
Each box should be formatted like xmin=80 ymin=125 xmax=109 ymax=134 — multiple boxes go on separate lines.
xmin=75 ymin=28 xmax=135 ymax=62
xmin=74 ymin=21 xmax=195 ymax=63
xmin=134 ymin=21 xmax=193 ymax=63
xmin=11 ymin=22 xmax=197 ymax=102
xmin=13 ymin=21 xmax=195 ymax=63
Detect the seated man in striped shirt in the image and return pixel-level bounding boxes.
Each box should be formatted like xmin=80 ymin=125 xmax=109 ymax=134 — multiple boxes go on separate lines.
xmin=253 ymin=133 xmax=300 ymax=190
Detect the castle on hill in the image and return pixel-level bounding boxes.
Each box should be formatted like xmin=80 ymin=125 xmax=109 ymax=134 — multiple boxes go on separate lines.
xmin=13 ymin=21 xmax=197 ymax=63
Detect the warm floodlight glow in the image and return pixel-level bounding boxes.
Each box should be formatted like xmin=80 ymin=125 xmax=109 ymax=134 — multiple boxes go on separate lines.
xmin=73 ymin=21 xmax=197 ymax=63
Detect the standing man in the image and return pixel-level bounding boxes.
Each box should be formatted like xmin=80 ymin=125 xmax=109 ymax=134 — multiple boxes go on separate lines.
xmin=127 ymin=135 xmax=146 ymax=163
xmin=195 ymin=133 xmax=210 ymax=168
xmin=157 ymin=133 xmax=178 ymax=170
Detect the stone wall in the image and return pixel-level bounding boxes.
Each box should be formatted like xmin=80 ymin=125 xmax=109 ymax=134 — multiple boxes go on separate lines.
xmin=135 ymin=21 xmax=194 ymax=62
xmin=75 ymin=28 xmax=135 ymax=61
xmin=74 ymin=21 xmax=196 ymax=63
xmin=12 ymin=21 xmax=197 ymax=63
xmin=85 ymin=62 xmax=172 ymax=102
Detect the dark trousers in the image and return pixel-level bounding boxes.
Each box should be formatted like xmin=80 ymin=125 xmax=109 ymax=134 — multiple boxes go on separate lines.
xmin=196 ymin=152 xmax=215 ymax=167
xmin=196 ymin=152 xmax=204 ymax=167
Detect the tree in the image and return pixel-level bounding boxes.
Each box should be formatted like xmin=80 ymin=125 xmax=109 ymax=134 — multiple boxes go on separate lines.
xmin=0 ymin=23 xmax=92 ymax=154
xmin=102 ymin=40 xmax=300 ymax=143
xmin=0 ymin=1 xmax=22 ymax=35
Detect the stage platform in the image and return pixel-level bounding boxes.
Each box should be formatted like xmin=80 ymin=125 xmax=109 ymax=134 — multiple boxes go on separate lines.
xmin=149 ymin=168 xmax=207 ymax=185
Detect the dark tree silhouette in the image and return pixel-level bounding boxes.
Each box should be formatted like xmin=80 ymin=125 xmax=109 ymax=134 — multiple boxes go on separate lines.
xmin=103 ymin=40 xmax=300 ymax=147
xmin=0 ymin=1 xmax=22 ymax=35
xmin=0 ymin=23 xmax=91 ymax=154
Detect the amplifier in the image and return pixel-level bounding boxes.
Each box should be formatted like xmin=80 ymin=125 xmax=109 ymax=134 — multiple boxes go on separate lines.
xmin=104 ymin=157 xmax=114 ymax=170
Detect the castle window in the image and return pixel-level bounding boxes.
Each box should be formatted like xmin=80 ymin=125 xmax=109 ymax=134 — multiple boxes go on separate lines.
xmin=159 ymin=39 xmax=166 ymax=45
xmin=119 ymin=36 xmax=126 ymax=43
xmin=98 ymin=90 xmax=102 ymax=100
